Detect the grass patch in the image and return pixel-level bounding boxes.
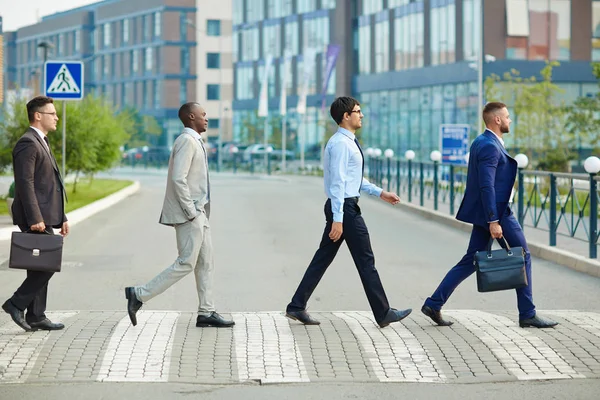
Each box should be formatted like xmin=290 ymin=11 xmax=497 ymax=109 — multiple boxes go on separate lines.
xmin=0 ymin=178 xmax=133 ymax=215
xmin=64 ymin=178 xmax=133 ymax=213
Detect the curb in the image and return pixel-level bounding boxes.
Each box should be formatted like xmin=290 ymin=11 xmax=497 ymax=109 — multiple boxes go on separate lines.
xmin=394 ymin=200 xmax=600 ymax=278
xmin=0 ymin=181 xmax=140 ymax=242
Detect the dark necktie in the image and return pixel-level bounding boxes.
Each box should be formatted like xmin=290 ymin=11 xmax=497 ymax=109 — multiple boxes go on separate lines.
xmin=354 ymin=138 xmax=364 ymax=191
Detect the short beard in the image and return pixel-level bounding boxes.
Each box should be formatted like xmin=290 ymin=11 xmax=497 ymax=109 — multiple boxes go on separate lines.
xmin=500 ymin=124 xmax=509 ymax=134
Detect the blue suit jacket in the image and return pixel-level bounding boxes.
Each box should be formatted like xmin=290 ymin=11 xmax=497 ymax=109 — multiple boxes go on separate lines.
xmin=456 ymin=130 xmax=517 ymax=227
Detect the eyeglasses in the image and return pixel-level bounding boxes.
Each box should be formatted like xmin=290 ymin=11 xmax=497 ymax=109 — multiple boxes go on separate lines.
xmin=38 ymin=111 xmax=58 ymax=117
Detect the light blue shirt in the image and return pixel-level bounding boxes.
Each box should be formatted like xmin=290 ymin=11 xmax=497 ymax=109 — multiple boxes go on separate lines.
xmin=324 ymin=127 xmax=383 ymax=222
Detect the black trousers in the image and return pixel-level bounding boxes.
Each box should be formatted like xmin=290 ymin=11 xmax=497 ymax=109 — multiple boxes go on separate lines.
xmin=287 ymin=198 xmax=391 ymax=323
xmin=9 ymin=226 xmax=55 ymax=323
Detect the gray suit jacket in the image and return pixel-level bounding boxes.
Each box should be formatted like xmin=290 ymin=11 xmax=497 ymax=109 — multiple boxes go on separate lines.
xmin=159 ymin=129 xmax=210 ymax=226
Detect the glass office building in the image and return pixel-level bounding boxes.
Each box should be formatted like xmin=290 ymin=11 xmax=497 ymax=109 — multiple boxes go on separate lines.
xmin=356 ymin=0 xmax=598 ymax=159
xmin=234 ymin=0 xmax=600 ymax=159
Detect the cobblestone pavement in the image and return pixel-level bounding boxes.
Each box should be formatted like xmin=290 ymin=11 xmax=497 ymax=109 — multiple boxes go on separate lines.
xmin=1 ymin=310 xmax=599 ymax=385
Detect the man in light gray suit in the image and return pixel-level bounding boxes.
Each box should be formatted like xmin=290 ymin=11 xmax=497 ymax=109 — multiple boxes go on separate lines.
xmin=125 ymin=102 xmax=234 ymax=328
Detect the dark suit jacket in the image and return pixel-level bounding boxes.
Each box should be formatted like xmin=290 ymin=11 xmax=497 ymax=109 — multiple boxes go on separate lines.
xmin=11 ymin=128 xmax=67 ymax=229
xmin=456 ymin=130 xmax=517 ymax=228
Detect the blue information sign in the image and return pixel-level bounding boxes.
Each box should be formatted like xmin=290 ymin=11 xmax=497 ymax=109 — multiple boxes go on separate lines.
xmin=439 ymin=124 xmax=470 ymax=165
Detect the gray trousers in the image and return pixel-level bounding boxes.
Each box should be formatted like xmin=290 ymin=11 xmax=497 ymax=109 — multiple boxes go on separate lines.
xmin=135 ymin=212 xmax=215 ymax=316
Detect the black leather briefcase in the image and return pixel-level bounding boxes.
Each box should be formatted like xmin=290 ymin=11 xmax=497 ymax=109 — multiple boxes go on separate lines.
xmin=474 ymin=237 xmax=527 ymax=293
xmin=9 ymin=231 xmax=63 ymax=273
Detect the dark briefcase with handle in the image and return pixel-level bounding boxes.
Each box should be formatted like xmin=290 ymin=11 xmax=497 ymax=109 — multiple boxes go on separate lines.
xmin=474 ymin=237 xmax=527 ymax=293
xmin=9 ymin=231 xmax=63 ymax=273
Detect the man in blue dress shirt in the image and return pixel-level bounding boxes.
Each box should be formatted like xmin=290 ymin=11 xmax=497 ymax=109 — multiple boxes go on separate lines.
xmin=285 ymin=97 xmax=412 ymax=328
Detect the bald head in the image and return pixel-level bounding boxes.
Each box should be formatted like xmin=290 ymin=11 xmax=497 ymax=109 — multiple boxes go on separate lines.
xmin=178 ymin=102 xmax=208 ymax=133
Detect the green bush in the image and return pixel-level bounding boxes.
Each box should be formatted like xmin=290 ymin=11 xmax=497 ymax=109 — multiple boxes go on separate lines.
xmin=8 ymin=181 xmax=15 ymax=198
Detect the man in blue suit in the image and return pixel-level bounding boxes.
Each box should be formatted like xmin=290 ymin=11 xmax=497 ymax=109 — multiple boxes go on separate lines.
xmin=421 ymin=102 xmax=558 ymax=329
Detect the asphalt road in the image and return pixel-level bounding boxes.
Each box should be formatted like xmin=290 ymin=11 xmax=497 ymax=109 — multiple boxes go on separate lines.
xmin=0 ymin=170 xmax=599 ymax=399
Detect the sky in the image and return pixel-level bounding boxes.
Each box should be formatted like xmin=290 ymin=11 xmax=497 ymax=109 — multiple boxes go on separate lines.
xmin=1 ymin=0 xmax=101 ymax=32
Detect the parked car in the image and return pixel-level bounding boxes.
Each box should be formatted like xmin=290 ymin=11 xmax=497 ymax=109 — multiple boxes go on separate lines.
xmin=242 ymin=144 xmax=295 ymax=162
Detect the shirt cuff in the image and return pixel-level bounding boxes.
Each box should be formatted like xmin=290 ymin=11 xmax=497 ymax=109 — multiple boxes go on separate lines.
xmin=488 ymin=220 xmax=499 ymax=223
xmin=372 ymin=187 xmax=383 ymax=197
xmin=333 ymin=212 xmax=344 ymax=223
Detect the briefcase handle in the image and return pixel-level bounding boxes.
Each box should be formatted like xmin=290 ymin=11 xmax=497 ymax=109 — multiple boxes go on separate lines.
xmin=485 ymin=237 xmax=513 ymax=258
xmin=25 ymin=229 xmax=52 ymax=235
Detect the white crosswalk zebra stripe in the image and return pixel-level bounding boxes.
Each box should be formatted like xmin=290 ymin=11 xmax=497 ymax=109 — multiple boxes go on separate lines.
xmin=335 ymin=311 xmax=446 ymax=382
xmin=445 ymin=310 xmax=585 ymax=380
xmin=97 ymin=311 xmax=179 ymax=382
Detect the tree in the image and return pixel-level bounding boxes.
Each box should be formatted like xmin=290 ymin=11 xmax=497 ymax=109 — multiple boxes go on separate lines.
xmin=121 ymin=106 xmax=162 ymax=149
xmin=0 ymin=95 xmax=134 ymax=193
xmin=564 ymin=62 xmax=600 ymax=155
xmin=484 ymin=61 xmax=571 ymax=171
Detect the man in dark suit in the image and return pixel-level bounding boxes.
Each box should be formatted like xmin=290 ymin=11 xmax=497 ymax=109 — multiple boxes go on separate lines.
xmin=421 ymin=102 xmax=558 ymax=329
xmin=2 ymin=96 xmax=68 ymax=332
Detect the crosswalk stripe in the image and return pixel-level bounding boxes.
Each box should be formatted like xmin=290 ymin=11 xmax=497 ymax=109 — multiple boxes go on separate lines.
xmin=96 ymin=311 xmax=179 ymax=382
xmin=232 ymin=312 xmax=310 ymax=383
xmin=445 ymin=310 xmax=585 ymax=380
xmin=0 ymin=312 xmax=78 ymax=383
xmin=334 ymin=311 xmax=446 ymax=382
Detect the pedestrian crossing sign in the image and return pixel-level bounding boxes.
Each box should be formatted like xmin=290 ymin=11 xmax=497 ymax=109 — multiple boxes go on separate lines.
xmin=44 ymin=61 xmax=84 ymax=100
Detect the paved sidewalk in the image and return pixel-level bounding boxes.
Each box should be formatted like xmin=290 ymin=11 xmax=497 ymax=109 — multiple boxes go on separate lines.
xmin=1 ymin=310 xmax=599 ymax=385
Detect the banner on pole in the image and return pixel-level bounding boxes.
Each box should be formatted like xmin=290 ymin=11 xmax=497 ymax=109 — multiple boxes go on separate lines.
xmin=320 ymin=44 xmax=341 ymax=113
xmin=279 ymin=54 xmax=291 ymax=116
xmin=296 ymin=48 xmax=316 ymax=115
xmin=258 ymin=55 xmax=273 ymax=118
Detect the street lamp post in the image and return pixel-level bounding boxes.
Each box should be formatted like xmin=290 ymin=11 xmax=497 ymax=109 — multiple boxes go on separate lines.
xmin=37 ymin=41 xmax=54 ymax=94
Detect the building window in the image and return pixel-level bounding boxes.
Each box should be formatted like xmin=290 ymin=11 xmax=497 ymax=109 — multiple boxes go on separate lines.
xmin=154 ymin=81 xmax=161 ymax=108
xmin=358 ymin=24 xmax=371 ymax=74
xmin=207 ymin=53 xmax=221 ymax=69
xmin=154 ymin=12 xmax=161 ymax=37
xmin=374 ymin=20 xmax=389 ymax=73
xmin=132 ymin=50 xmax=139 ymax=72
xmin=246 ymin=0 xmax=264 ymax=22
xmin=74 ymin=30 xmax=80 ymax=53
xmin=123 ymin=19 xmax=129 ymax=43
xmin=233 ymin=0 xmax=244 ymax=25
xmin=505 ymin=0 xmax=570 ymax=60
xmin=103 ymin=55 xmax=110 ymax=77
xmin=145 ymin=47 xmax=153 ymax=71
xmin=236 ymin=66 xmax=254 ymax=100
xmin=297 ymin=0 xmax=316 ymax=14
xmin=103 ymin=23 xmax=111 ymax=47
xmin=284 ymin=21 xmax=299 ymax=55
xmin=182 ymin=48 xmax=190 ymax=73
xmin=430 ymin=0 xmax=456 ymax=65
xmin=207 ymin=20 xmax=221 ymax=36
xmin=593 ymin=0 xmax=600 ymax=60
xmin=263 ymin=22 xmax=281 ymax=57
xmin=394 ymin=3 xmax=424 ymax=70
xmin=180 ymin=80 xmax=187 ymax=104
xmin=58 ymin=34 xmax=64 ymax=55
xmin=241 ymin=27 xmax=260 ymax=61
xmin=363 ymin=0 xmax=383 ymax=15
xmin=143 ymin=15 xmax=150 ymax=40
xmin=463 ymin=0 xmax=481 ymax=60
xmin=208 ymin=120 xmax=220 ymax=129
xmin=207 ymin=84 xmax=220 ymax=100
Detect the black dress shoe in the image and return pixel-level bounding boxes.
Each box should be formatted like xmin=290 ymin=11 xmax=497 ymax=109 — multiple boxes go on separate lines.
xmin=378 ymin=308 xmax=412 ymax=328
xmin=29 ymin=319 xmax=64 ymax=331
xmin=421 ymin=305 xmax=454 ymax=326
xmin=196 ymin=312 xmax=235 ymax=327
xmin=285 ymin=310 xmax=320 ymax=325
xmin=125 ymin=287 xmax=143 ymax=326
xmin=519 ymin=315 xmax=558 ymax=328
xmin=2 ymin=300 xmax=32 ymax=332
